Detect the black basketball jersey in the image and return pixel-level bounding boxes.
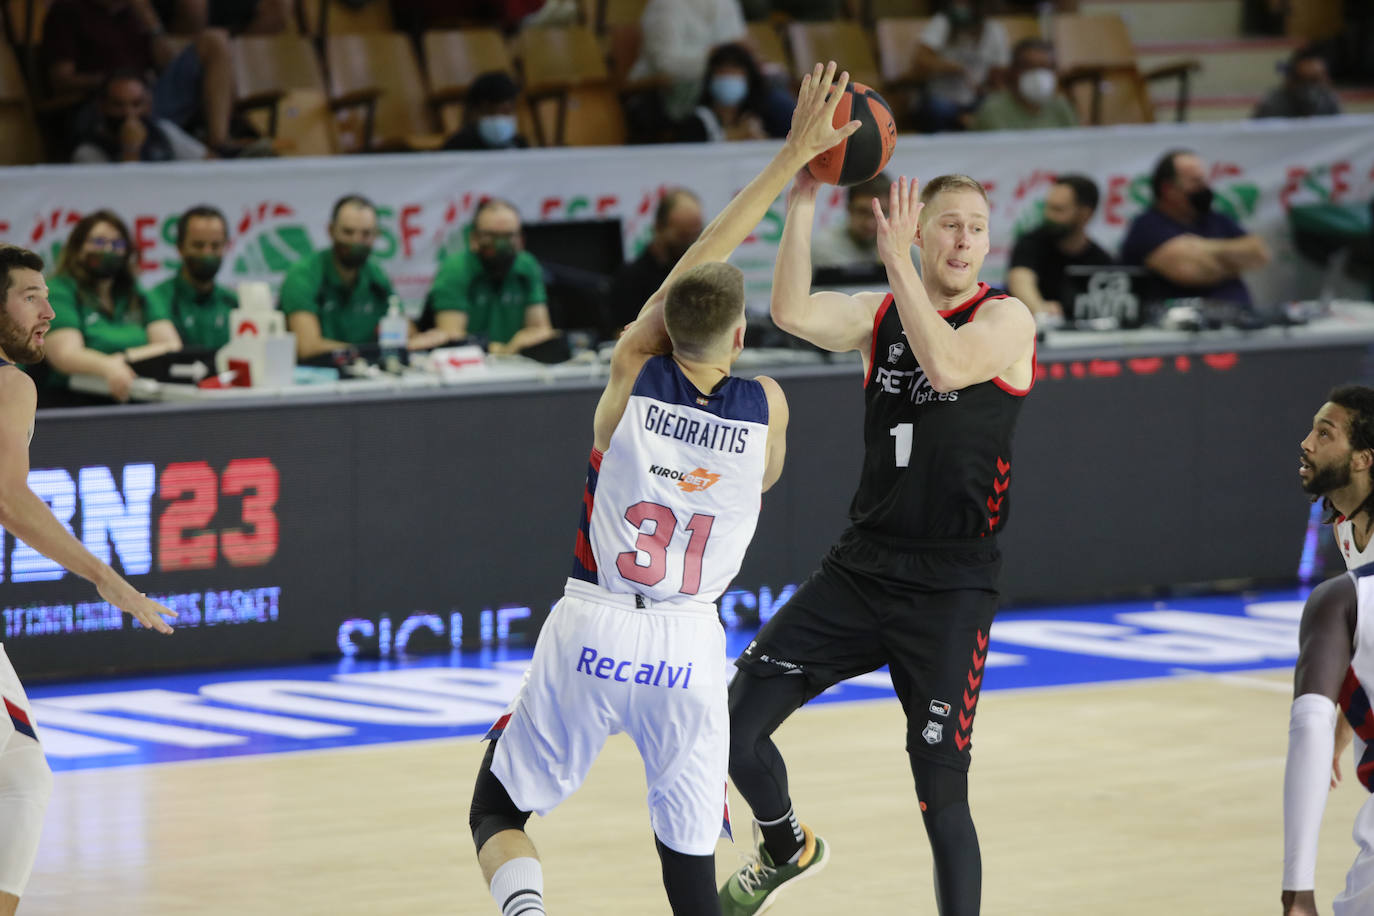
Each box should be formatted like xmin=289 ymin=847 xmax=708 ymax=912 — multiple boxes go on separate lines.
xmin=851 ymin=283 xmax=1033 ymax=541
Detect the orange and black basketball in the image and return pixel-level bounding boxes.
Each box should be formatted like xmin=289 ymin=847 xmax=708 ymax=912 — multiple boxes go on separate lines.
xmin=807 ymin=82 xmax=897 ymax=187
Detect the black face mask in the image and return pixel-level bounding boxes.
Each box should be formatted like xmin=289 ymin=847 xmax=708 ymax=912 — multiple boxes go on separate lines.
xmin=84 ymin=250 xmax=124 ymax=280
xmin=1042 ymin=218 xmax=1074 ymax=239
xmin=333 ymin=242 xmax=371 ymax=270
xmin=103 ymin=116 xmax=127 ymax=137
xmin=184 ymin=254 xmax=222 ymax=284
xmin=478 ymin=244 xmax=517 ymax=278
xmin=1186 ymin=186 xmax=1214 ymax=215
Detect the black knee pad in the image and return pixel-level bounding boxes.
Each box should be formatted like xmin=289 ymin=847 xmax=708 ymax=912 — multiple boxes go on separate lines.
xmin=910 ymin=753 xmax=969 ymax=822
xmin=469 ymin=739 xmax=531 ymax=851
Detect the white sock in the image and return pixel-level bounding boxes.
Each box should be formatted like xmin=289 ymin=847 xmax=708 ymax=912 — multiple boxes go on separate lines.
xmin=490 ymin=857 xmax=545 ymax=915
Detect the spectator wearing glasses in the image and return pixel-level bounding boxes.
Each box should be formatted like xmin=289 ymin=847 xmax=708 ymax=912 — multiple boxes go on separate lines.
xmin=428 ymin=198 xmax=556 ymax=355
xmin=43 ymin=209 xmax=182 ymax=402
xmin=811 ymin=172 xmax=915 ymax=273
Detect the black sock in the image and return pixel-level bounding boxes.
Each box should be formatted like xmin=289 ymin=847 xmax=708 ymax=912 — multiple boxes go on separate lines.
xmin=757 ymin=806 xmax=804 ymax=864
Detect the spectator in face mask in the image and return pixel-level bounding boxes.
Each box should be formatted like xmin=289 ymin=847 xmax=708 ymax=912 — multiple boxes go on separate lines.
xmin=606 ymin=188 xmax=703 ymax=332
xmin=1254 ymin=46 xmax=1342 ymax=119
xmin=72 ymin=71 xmax=208 ymax=162
xmin=678 ymin=42 xmax=793 ymax=142
xmin=429 ymin=198 xmax=557 ymax=355
xmin=971 ymin=38 xmax=1077 ymax=132
xmin=441 ymin=71 xmax=529 ymax=152
xmin=42 ymin=209 xmax=182 ymax=402
xmin=1006 ymin=175 xmax=1112 ymax=320
xmin=280 ymin=195 xmax=447 ymax=359
xmin=146 ymin=205 xmax=236 ymax=351
xmin=1120 ymin=149 xmax=1271 ymax=309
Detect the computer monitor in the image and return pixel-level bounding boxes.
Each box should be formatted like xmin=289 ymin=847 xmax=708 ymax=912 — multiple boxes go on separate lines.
xmin=521 ymin=218 xmax=626 ymax=276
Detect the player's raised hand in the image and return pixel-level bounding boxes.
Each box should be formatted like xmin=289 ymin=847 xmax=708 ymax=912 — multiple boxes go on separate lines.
xmin=98 ymin=576 xmax=177 ymax=634
xmin=785 ymin=61 xmax=861 ymax=162
xmin=874 ymin=175 xmax=923 ymax=264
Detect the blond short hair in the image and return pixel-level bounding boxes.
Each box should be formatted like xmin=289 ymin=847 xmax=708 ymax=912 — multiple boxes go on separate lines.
xmin=920 ymin=174 xmax=989 ymax=220
xmin=663 ymin=262 xmax=745 ymax=357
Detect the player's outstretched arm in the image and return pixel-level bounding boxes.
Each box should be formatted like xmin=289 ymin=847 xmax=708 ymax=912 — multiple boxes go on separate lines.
xmin=876 ymin=176 xmax=1035 ymax=392
xmin=0 ymin=370 xmax=175 ymax=634
xmin=1282 ymin=574 xmax=1356 ymax=910
xmin=594 ymin=61 xmax=861 ymax=449
xmin=755 ymin=376 xmax=789 ymax=492
xmin=770 ymin=167 xmax=885 ymax=354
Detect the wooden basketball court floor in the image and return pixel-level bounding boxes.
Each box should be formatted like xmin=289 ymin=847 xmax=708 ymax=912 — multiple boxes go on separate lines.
xmin=16 ymin=666 xmax=1365 ymax=915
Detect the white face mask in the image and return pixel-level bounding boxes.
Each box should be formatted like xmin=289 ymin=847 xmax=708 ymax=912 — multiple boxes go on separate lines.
xmin=1017 ymin=68 xmax=1058 ymax=104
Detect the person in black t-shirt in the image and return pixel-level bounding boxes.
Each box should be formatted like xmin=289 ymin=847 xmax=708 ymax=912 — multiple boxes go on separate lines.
xmin=605 ymin=189 xmax=703 ymax=335
xmin=718 ymin=170 xmax=1035 ymax=915
xmin=1006 ymin=174 xmax=1112 ymax=321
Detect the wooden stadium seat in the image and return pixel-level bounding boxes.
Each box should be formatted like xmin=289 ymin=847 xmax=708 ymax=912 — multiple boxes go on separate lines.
xmin=745 ymin=22 xmax=791 ymax=82
xmin=232 ymin=34 xmax=347 ymax=155
xmin=1053 ymin=13 xmax=1199 ymax=125
xmin=994 ymin=14 xmax=1041 ymax=50
xmin=300 ymin=0 xmax=394 ymax=37
xmin=0 ymin=38 xmax=41 ymax=163
xmin=874 ymin=16 xmax=928 ymax=88
xmin=518 ymin=25 xmax=624 ymax=146
xmin=327 ymin=31 xmax=444 ymax=151
xmin=596 ymin=0 xmax=648 ymax=32
xmin=785 ymin=21 xmax=882 ymax=91
xmin=422 ymin=28 xmax=515 ymax=134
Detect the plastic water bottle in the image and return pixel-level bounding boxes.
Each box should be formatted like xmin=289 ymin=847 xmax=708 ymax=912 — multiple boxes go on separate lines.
xmin=378 ymin=296 xmax=408 ymax=372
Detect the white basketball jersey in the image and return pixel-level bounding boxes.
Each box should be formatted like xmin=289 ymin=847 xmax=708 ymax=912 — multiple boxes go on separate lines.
xmin=1336 ymin=517 xmax=1374 ymax=571
xmin=1339 ymin=564 xmax=1374 ymax=794
xmin=570 ymin=356 xmax=769 ymax=605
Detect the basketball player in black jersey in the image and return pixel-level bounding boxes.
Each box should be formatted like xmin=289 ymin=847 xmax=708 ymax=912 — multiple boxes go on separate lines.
xmin=718 ymin=174 xmax=1035 ymax=915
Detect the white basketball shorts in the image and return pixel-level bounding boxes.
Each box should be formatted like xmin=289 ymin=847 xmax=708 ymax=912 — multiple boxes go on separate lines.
xmin=1337 ymin=793 xmax=1374 ymax=915
xmin=489 ymin=578 xmax=729 ymax=856
xmin=0 ymin=645 xmax=38 ymax=750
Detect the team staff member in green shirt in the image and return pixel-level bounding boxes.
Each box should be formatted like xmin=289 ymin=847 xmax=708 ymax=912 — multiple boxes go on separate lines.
xmin=43 ymin=210 xmax=182 ymax=402
xmin=430 ymin=198 xmax=557 ymax=355
xmin=147 ymin=205 xmax=237 ymax=350
xmin=281 ymin=194 xmax=449 ymax=360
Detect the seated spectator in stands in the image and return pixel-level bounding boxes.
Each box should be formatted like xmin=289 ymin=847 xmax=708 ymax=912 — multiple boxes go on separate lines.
xmin=606 ymin=189 xmax=703 ymax=332
xmin=42 ymin=0 xmax=237 ymax=153
xmin=971 ymin=38 xmax=1078 ymax=132
xmin=280 ymin=195 xmax=450 ymax=359
xmin=72 ymin=72 xmax=207 ymax=163
xmin=1253 ymin=46 xmax=1342 ymax=119
xmin=914 ymin=0 xmax=1010 ymax=132
xmin=147 ymin=205 xmax=237 ymax=351
xmin=429 ymin=198 xmax=557 ymax=355
xmin=156 ymin=0 xmax=291 ymax=34
xmin=1006 ymin=174 xmax=1113 ymax=320
xmin=811 ymin=173 xmax=898 ymax=273
xmin=630 ymin=0 xmax=747 ymax=121
xmin=1120 ymin=149 xmax=1271 ymax=309
xmin=677 ymin=43 xmax=793 ymax=142
xmin=43 ymin=210 xmax=182 ymax=402
xmin=441 ymin=72 xmax=529 ymax=152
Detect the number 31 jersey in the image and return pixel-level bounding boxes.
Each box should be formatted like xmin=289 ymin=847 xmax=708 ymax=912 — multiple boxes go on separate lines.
xmin=571 ymin=355 xmax=770 ymax=605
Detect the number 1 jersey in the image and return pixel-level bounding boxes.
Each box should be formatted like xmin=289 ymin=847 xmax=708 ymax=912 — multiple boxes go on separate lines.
xmin=571 ymin=355 xmax=770 ymax=605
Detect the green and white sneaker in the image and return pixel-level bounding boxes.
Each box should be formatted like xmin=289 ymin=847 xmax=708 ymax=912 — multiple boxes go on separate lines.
xmin=719 ymin=823 xmax=830 ymax=915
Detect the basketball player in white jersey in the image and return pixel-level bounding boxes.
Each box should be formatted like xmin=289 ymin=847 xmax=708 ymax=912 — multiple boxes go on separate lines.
xmin=465 ymin=63 xmax=862 ymax=915
xmin=1299 ymin=386 xmax=1374 ymax=794
xmin=0 ymin=244 xmax=176 ymax=916
xmin=1282 ymin=564 xmax=1374 ymax=915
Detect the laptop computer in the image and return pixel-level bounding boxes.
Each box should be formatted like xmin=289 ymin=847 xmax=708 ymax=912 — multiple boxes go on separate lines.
xmin=1062 ymin=265 xmax=1151 ymax=329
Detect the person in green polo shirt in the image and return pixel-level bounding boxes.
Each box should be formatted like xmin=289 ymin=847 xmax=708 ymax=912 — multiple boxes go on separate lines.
xmin=43 ymin=209 xmax=182 ymax=402
xmin=281 ymin=194 xmax=450 ymax=360
xmin=971 ymin=38 xmax=1078 ymax=133
xmin=430 ymin=198 xmax=558 ymax=355
xmin=147 ymin=204 xmax=238 ymax=351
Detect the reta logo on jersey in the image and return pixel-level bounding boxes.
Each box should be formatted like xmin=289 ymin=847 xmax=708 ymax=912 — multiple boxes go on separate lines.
xmin=646 ymin=464 xmax=722 ymax=493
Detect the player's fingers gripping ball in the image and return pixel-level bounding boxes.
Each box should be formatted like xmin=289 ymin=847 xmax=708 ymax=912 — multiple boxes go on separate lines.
xmin=807 ymin=82 xmax=897 ymax=187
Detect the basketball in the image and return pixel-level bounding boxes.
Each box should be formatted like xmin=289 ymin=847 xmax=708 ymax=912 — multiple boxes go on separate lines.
xmin=807 ymin=82 xmax=897 ymax=187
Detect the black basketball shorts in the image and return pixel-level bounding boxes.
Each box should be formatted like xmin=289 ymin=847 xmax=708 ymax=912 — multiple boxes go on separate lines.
xmin=735 ymin=527 xmax=1000 ymax=771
